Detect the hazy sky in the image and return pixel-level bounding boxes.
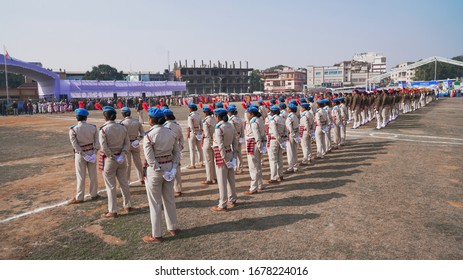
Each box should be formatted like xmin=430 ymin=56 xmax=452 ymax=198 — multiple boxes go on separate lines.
xmin=2 ymin=0 xmax=462 ymax=73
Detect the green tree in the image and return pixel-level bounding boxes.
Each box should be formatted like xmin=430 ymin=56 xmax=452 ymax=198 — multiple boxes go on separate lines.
xmin=0 ymin=72 xmax=25 ymax=88
xmin=264 ymin=65 xmax=288 ymax=72
xmin=414 ymin=55 xmax=463 ymax=81
xmin=250 ymin=69 xmax=263 ymax=92
xmin=82 ymin=64 xmax=124 ymax=80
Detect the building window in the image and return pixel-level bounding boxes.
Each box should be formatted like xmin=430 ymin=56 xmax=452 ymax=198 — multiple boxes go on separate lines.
xmin=188 ymin=70 xmax=193 ymax=75
xmin=315 ymin=72 xmax=321 ymax=76
xmin=196 ymin=70 xmax=201 ymax=75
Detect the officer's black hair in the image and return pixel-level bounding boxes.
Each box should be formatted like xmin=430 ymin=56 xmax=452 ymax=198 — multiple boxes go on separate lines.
xmin=150 ymin=116 xmax=166 ymax=125
xmin=77 ymin=115 xmax=87 ymax=122
xmin=122 ymin=111 xmax=131 ymax=117
xmin=103 ymin=110 xmax=117 ymax=121
xmin=250 ymin=111 xmax=262 ymax=118
xmin=216 ymin=111 xmax=228 ymax=122
xmin=204 ymin=110 xmax=213 ymax=116
xmin=270 ymin=109 xmax=280 ymax=115
xmin=289 ymin=106 xmax=297 ymax=113
xmin=165 ymin=114 xmax=176 ymax=121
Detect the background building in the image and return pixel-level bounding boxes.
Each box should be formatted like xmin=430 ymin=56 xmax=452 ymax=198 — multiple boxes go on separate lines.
xmin=391 ymin=62 xmax=416 ymax=84
xmin=174 ymin=60 xmax=252 ymax=95
xmin=353 ymin=52 xmax=387 ymax=73
xmin=262 ymin=67 xmax=307 ymax=93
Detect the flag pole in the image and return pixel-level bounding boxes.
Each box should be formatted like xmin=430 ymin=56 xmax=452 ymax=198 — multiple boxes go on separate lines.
xmin=3 ymin=46 xmax=9 ymax=104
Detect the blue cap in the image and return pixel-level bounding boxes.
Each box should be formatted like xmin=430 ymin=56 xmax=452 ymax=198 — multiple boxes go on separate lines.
xmin=148 ymin=108 xmax=165 ymax=118
xmin=308 ymin=96 xmax=314 ymax=102
xmin=300 ymin=98 xmax=307 ymax=103
xmin=227 ymin=104 xmax=237 ymax=112
xmin=290 ymin=100 xmax=298 ymax=105
xmin=121 ymin=107 xmax=130 ymax=113
xmin=246 ymin=106 xmax=259 ymax=113
xmin=288 ymin=103 xmax=297 ymax=111
xmin=339 ymin=97 xmax=345 ymax=102
xmin=323 ymin=99 xmax=330 ymax=105
xmin=317 ymin=100 xmax=325 ymax=105
xmin=75 ymin=108 xmax=89 ymax=117
xmin=162 ymin=109 xmax=174 ymax=116
xmin=301 ymin=102 xmax=310 ymax=109
xmin=103 ymin=106 xmax=116 ymax=113
xmin=188 ymin=103 xmax=198 ymax=111
xmin=161 ymin=106 xmax=169 ymax=110
xmin=332 ymin=98 xmax=338 ymax=103
xmin=215 ymin=102 xmax=223 ymax=108
xmin=278 ymin=97 xmax=285 ymax=102
xmin=202 ymin=107 xmax=211 ymax=112
xmin=270 ymin=105 xmax=280 ymax=111
xmin=279 ymin=103 xmax=286 ymax=109
xmin=270 ymin=98 xmax=276 ymax=104
xmin=249 ymin=104 xmax=258 ymax=109
xmin=258 ymin=99 xmax=263 ymax=104
xmin=214 ymin=108 xmax=227 ymax=115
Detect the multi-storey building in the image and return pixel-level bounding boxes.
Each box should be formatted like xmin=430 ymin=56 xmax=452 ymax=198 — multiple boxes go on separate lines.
xmin=353 ymin=52 xmax=387 ymax=73
xmin=391 ymin=62 xmax=416 ymax=84
xmin=174 ymin=60 xmax=252 ymax=95
xmin=262 ymin=67 xmax=307 ymax=93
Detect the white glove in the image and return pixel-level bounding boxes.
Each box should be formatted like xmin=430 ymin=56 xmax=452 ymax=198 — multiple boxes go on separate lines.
xmin=280 ymin=141 xmax=287 ymax=149
xmin=131 ymin=140 xmax=140 ymax=148
xmin=331 ymin=123 xmax=336 ymax=129
xmin=339 ymin=124 xmax=344 ymax=129
xmin=116 ymin=154 xmax=125 ymax=164
xmin=196 ymin=133 xmax=203 ymax=141
xmin=170 ymin=167 xmax=177 ymax=178
xmin=322 ymin=125 xmax=329 ymax=134
xmin=295 ymin=136 xmax=301 ymax=144
xmin=226 ymin=158 xmax=237 ymax=169
xmin=162 ymin=171 xmax=174 ymax=181
xmin=310 ymin=131 xmax=315 ymax=139
xmin=239 ymin=137 xmax=245 ymax=144
xmin=260 ymin=145 xmax=267 ymax=154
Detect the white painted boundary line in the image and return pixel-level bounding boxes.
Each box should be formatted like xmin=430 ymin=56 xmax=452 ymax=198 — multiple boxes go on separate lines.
xmin=0 ymin=166 xmax=189 ymax=224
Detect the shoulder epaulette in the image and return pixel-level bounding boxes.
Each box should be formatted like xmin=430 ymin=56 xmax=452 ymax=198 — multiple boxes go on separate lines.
xmin=69 ymin=124 xmax=77 ymax=129
xmin=99 ymin=124 xmax=108 ymax=131
xmin=215 ymin=123 xmax=222 ymax=129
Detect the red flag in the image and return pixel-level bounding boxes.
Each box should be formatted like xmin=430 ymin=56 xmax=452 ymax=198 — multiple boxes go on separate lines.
xmin=183 ymin=99 xmax=188 ymax=106
xmin=241 ymin=102 xmax=247 ymax=109
xmin=208 ymin=104 xmax=214 ymax=111
xmin=142 ymin=102 xmax=148 ymax=112
xmin=199 ymin=102 xmax=203 ymax=109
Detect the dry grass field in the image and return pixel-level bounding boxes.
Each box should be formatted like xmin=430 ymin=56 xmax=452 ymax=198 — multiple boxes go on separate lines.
xmin=0 ymin=99 xmax=462 ymax=259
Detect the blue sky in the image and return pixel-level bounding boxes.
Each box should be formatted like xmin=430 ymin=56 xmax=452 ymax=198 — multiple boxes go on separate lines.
xmin=2 ymin=0 xmax=462 ymax=73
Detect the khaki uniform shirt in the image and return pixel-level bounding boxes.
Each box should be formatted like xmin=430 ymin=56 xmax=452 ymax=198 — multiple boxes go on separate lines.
xmin=99 ymin=121 xmax=129 ymax=157
xmin=69 ymin=121 xmax=100 ymax=155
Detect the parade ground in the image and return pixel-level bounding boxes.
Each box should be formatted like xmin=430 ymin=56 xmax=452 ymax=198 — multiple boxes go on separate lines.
xmin=0 ymin=98 xmax=462 ymax=260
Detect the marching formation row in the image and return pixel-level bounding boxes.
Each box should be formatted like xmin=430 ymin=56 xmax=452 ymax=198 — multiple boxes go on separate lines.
xmin=68 ymin=88 xmax=435 ymax=243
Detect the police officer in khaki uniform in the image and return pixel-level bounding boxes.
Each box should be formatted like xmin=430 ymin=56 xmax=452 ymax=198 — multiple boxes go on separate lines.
xmin=186 ymin=103 xmax=204 ymax=169
xmin=338 ymin=97 xmax=348 ymax=145
xmin=68 ymin=108 xmax=100 ymax=204
xmin=243 ymin=106 xmax=264 ymax=195
xmin=314 ymin=100 xmax=328 ymax=159
xmin=143 ymin=108 xmax=181 ymax=243
xmin=201 ymin=107 xmax=217 ymax=184
xmin=284 ymin=103 xmax=300 ymax=174
xmin=99 ymin=106 xmax=132 ymax=218
xmin=120 ymin=107 xmax=145 ymax=186
xmin=267 ymin=105 xmax=286 ymax=183
xmin=162 ymin=109 xmax=184 ymax=197
xmin=210 ymin=108 xmax=238 ymax=212
xmin=299 ymin=103 xmax=314 ymax=165
xmin=228 ymin=104 xmax=245 ymax=175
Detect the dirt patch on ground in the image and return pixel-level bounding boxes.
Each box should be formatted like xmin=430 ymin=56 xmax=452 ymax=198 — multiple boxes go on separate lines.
xmin=84 ymin=224 xmax=127 ymax=245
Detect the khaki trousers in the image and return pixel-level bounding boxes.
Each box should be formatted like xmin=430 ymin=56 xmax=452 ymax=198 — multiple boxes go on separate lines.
xmin=353 ymin=106 xmax=360 ymax=125
xmin=269 ymin=140 xmax=283 ymax=180
xmin=332 ymin=124 xmax=341 ymax=148
xmin=315 ymin=126 xmax=326 ymax=158
xmin=324 ymin=127 xmax=331 ymax=152
xmin=188 ymin=136 xmax=203 ymax=166
xmin=286 ymin=138 xmax=298 ymax=171
xmin=146 ymin=165 xmax=177 ymax=238
xmin=202 ymin=139 xmax=216 ymax=181
xmin=138 ymin=110 xmax=145 ymax=124
xmin=216 ymin=164 xmax=237 ymax=209
xmin=236 ymin=143 xmax=243 ymax=172
xmin=126 ymin=147 xmax=143 ymax=183
xmin=103 ymin=157 xmax=132 ymax=213
xmin=173 ymin=165 xmax=182 ymax=193
xmin=301 ymin=132 xmax=312 ymax=163
xmin=246 ymin=149 xmax=263 ymax=191
xmin=340 ymin=122 xmax=347 ymax=145
xmin=74 ymin=153 xmax=98 ymax=201
xmin=381 ymin=106 xmax=390 ymax=125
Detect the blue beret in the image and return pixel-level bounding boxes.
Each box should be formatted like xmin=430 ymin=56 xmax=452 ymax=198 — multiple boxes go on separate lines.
xmin=103 ymin=106 xmax=116 ymax=113
xmin=161 ymin=106 xmax=169 ymax=110
xmin=317 ymin=100 xmax=324 ymax=105
xmin=279 ymin=103 xmax=286 ymax=109
xmin=308 ymin=96 xmax=314 ymax=102
xmin=188 ymin=103 xmax=197 ymax=110
xmin=332 ymin=98 xmax=338 ymax=103
xmin=323 ymin=99 xmax=331 ymax=104
xmin=270 ymin=105 xmax=280 ymax=111
xmin=227 ymin=104 xmax=237 ymax=112
xmin=121 ymin=107 xmax=130 ymax=113
xmin=214 ymin=108 xmax=227 ymax=115
xmin=270 ymin=98 xmax=276 ymax=104
xmin=338 ymin=97 xmax=345 ymax=102
xmin=301 ymin=103 xmax=310 ymax=109
xmin=215 ymin=102 xmax=223 ymax=108
xmin=202 ymin=107 xmax=211 ymax=112
xmin=162 ymin=109 xmax=174 ymax=116
xmin=288 ymin=103 xmax=297 ymax=110
xmin=290 ymin=100 xmax=298 ymax=105
xmin=278 ymin=97 xmax=285 ymax=102
xmin=148 ymin=108 xmax=165 ymax=118
xmin=246 ymin=106 xmax=259 ymax=113
xmin=75 ymin=108 xmax=89 ymax=117
xmin=300 ymin=98 xmax=307 ymax=103
xmin=258 ymin=99 xmax=263 ymax=104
